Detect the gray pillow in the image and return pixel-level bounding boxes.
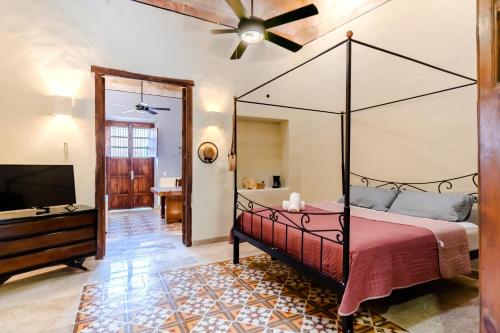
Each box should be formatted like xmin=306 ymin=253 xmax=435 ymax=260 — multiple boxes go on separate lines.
xmin=465 ymin=205 xmax=479 ymax=225
xmin=388 ymin=191 xmax=475 ymax=222
xmin=338 ymin=186 xmax=398 ymax=211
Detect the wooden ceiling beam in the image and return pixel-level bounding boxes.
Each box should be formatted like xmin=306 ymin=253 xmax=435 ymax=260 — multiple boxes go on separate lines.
xmin=134 ymin=0 xmax=391 ymax=45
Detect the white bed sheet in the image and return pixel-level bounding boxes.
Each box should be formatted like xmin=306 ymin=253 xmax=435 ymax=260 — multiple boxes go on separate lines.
xmin=310 ymin=201 xmax=479 ymax=252
xmin=457 ymin=222 xmax=479 ymax=251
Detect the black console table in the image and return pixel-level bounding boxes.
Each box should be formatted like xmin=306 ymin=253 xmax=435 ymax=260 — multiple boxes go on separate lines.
xmin=0 ymin=205 xmax=97 ymax=284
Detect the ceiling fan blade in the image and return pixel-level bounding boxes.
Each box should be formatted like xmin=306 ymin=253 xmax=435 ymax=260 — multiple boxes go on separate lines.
xmin=266 ymin=32 xmax=302 ymax=52
xmin=211 ymin=28 xmax=239 ymax=34
xmin=230 ymin=41 xmax=248 ymax=60
xmin=225 ymin=0 xmax=248 ymax=19
xmin=147 ymin=109 xmax=159 ymax=115
xmin=122 ymin=109 xmax=137 ymax=114
xmin=149 ymin=107 xmax=171 ymax=111
xmin=264 ymin=4 xmax=318 ymax=29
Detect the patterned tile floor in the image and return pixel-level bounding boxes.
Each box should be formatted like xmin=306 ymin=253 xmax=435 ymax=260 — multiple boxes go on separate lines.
xmin=73 ymin=254 xmax=409 ymax=333
xmin=108 ymin=209 xmax=182 ymax=239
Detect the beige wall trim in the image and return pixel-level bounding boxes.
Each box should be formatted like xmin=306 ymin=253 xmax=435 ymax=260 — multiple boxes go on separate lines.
xmin=192 ymin=236 xmax=228 ymax=246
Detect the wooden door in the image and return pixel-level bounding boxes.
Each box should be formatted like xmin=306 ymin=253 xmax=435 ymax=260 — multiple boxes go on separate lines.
xmin=478 ymin=1 xmax=500 ymax=332
xmin=106 ymin=121 xmax=155 ymax=210
xmin=132 ymin=158 xmax=154 ymax=208
xmin=107 ymin=158 xmax=131 ymax=209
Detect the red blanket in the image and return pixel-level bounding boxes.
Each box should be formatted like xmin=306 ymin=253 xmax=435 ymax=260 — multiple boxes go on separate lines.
xmin=237 ymin=205 xmax=470 ymax=315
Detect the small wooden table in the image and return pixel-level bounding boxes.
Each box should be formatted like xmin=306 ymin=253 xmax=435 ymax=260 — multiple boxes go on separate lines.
xmin=151 ymin=186 xmax=183 ymax=223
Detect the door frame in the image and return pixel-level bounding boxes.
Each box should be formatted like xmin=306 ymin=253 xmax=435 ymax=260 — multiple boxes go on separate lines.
xmin=92 ymin=65 xmax=194 ymax=258
xmin=477 ymin=1 xmax=500 ymax=331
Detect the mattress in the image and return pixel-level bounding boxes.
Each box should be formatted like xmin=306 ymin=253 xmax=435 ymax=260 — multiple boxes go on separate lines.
xmin=458 ymin=221 xmax=479 ymax=251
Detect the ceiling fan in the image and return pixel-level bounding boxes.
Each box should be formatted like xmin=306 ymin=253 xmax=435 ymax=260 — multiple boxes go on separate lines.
xmin=211 ymin=0 xmax=319 ymax=60
xmin=113 ymin=81 xmax=171 ymax=115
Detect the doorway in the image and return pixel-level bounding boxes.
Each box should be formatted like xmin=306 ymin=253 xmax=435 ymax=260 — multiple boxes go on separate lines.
xmin=92 ymin=66 xmax=194 ymax=259
xmin=106 ymin=121 xmax=155 ymax=210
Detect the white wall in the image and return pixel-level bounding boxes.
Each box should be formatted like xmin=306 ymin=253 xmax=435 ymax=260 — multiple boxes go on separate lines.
xmin=0 ymin=0 xmax=308 ymax=242
xmin=0 ymin=0 xmax=477 ymax=242
xmin=241 ymin=0 xmax=478 ymax=201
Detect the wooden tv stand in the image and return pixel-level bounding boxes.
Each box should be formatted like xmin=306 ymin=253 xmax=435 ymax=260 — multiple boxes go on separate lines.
xmin=0 ymin=205 xmax=97 ymax=284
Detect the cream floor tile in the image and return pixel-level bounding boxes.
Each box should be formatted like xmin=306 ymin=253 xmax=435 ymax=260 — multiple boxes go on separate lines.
xmin=0 ymin=296 xmax=78 ymax=333
xmin=38 ymin=325 xmax=74 ymax=333
xmin=367 ymin=276 xmax=479 ymax=333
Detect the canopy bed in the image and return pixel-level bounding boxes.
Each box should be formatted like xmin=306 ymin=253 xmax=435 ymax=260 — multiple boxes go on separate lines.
xmin=230 ymin=31 xmax=478 ymax=333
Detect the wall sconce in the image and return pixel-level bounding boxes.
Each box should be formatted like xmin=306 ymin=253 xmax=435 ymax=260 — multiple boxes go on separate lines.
xmin=52 ymin=95 xmax=73 ymax=117
xmin=207 ymin=111 xmax=222 ymax=128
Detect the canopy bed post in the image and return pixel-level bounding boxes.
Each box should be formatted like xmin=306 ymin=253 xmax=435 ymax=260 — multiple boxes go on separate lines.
xmin=341 ymin=114 xmax=345 ymax=194
xmin=341 ymin=31 xmax=354 ymax=333
xmin=232 ymin=96 xmax=240 ymax=264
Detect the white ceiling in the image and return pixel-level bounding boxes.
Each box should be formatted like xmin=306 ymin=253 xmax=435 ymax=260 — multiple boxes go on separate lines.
xmin=105 ymin=89 xmax=182 ymax=123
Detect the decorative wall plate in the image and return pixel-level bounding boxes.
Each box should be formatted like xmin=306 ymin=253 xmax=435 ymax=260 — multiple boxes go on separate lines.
xmin=198 ymin=142 xmax=218 ymax=163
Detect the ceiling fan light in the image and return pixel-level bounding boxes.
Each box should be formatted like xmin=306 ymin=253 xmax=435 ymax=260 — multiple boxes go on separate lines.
xmin=239 ymin=18 xmax=265 ymax=44
xmin=240 ymin=29 xmax=264 ymax=44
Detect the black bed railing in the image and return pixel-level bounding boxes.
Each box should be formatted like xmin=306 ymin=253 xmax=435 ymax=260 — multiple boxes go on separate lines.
xmin=235 ymin=192 xmax=344 ymax=277
xmin=350 ymin=172 xmax=479 ymax=202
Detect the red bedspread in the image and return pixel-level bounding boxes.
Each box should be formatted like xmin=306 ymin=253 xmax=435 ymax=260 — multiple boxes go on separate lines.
xmin=237 ymin=205 xmax=467 ymax=315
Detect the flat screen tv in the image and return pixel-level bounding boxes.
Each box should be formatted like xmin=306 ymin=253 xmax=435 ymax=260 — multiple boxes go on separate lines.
xmin=0 ymin=165 xmax=76 ymax=212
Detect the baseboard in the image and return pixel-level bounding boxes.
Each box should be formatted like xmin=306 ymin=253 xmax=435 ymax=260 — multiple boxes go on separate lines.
xmin=464 ymin=268 xmax=479 ymax=280
xmin=192 ymin=236 xmax=228 ymax=246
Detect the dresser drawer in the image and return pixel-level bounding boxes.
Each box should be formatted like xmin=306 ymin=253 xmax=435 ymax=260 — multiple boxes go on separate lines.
xmin=0 ymin=213 xmax=95 ymax=241
xmin=0 ymin=241 xmax=96 ymax=275
xmin=0 ymin=226 xmax=95 ymax=258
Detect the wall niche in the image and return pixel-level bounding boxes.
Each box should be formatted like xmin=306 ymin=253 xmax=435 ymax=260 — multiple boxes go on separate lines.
xmin=237 ymin=116 xmax=289 ymax=192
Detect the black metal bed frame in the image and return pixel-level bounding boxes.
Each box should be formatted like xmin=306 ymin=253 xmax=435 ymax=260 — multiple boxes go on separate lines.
xmin=351 ymin=172 xmax=479 ymax=201
xmin=231 ymin=31 xmax=478 ymax=333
